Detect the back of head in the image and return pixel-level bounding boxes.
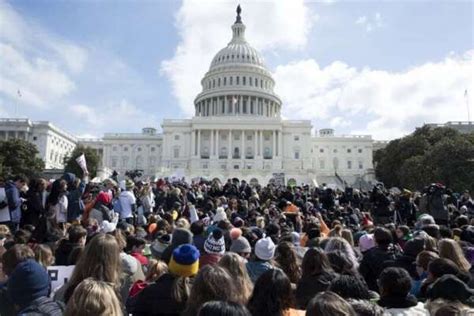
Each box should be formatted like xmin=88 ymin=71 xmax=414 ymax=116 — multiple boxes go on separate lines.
xmin=248 ymin=269 xmax=293 ymax=316
xmin=373 ymin=227 xmax=392 ymax=247
xmin=65 ymin=278 xmax=122 ymax=316
xmin=427 ymin=274 xmax=474 ymax=305
xmin=68 ymin=225 xmax=87 ymax=244
xmin=301 ymin=247 xmax=333 ymax=277
xmin=306 ymin=291 xmax=356 ymax=316
xmin=198 ymin=301 xmax=251 ymax=316
xmin=186 ymin=265 xmax=239 ymax=315
xmin=1 ymin=244 xmax=35 ymax=275
xmin=349 ymin=299 xmax=385 ymax=316
xmin=7 ymin=259 xmax=50 ymax=309
xmin=428 ymin=258 xmax=460 ymax=279
xmin=378 ymin=267 xmax=411 ymax=297
xmin=329 ymin=275 xmax=371 ymax=300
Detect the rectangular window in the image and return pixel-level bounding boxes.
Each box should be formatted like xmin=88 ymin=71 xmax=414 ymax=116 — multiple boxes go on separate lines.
xmin=319 ymin=148 xmax=324 ymax=153
xmin=174 ymin=148 xmax=179 ymax=158
xmin=249 ymin=77 xmax=252 ymax=86
xmin=236 ymin=76 xmax=240 ymax=85
xmin=294 ymin=136 xmax=300 ymax=141
xmin=230 ymin=77 xmax=233 ymax=85
xmin=347 ymin=160 xmax=352 ymax=169
xmin=347 ymin=149 xmax=352 ymax=153
xmin=320 ymin=159 xmax=325 ymax=169
xmin=223 ymin=77 xmax=227 ymax=86
xmin=358 ymin=149 xmax=363 ymax=153
xmin=359 ymin=161 xmax=363 ymax=169
xmin=243 ymin=77 xmax=246 ymax=85
xmin=174 ymin=135 xmax=180 ymax=140
xmin=247 ymin=135 xmax=252 ymax=141
xmin=294 ymin=151 xmax=300 ymax=159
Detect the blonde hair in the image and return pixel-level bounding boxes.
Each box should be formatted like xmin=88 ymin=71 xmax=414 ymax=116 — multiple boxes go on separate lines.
xmin=0 ymin=225 xmax=11 ymax=238
xmin=175 ymin=218 xmax=190 ymax=230
xmin=35 ymin=244 xmax=55 ymax=268
xmin=341 ymin=229 xmax=354 ymax=247
xmin=146 ymin=259 xmax=168 ymax=282
xmin=65 ymin=278 xmax=122 ymax=316
xmin=438 ymin=238 xmax=471 ymax=272
xmin=218 ymin=252 xmax=253 ymax=303
xmin=64 ymin=234 xmax=122 ymax=303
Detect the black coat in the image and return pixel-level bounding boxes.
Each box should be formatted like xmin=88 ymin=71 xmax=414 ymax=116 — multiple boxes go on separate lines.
xmin=131 ymin=273 xmax=186 ymax=316
xmin=295 ymin=272 xmax=339 ymax=309
xmin=360 ymin=246 xmax=399 ymax=292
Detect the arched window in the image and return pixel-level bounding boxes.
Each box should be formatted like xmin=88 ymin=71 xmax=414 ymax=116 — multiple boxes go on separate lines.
xmin=236 ymin=76 xmax=240 ymax=85
xmin=223 ymin=77 xmax=227 ymax=86
xmin=218 ymin=78 xmax=221 ymax=87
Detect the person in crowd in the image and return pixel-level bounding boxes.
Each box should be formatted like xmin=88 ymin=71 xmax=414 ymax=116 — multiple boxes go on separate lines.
xmin=295 ymin=247 xmax=338 ymax=309
xmin=377 ymin=267 xmax=428 ymax=315
xmin=126 ymin=235 xmax=149 ymax=271
xmin=34 ymin=244 xmax=55 ymax=268
xmin=246 ymin=236 xmax=276 ymax=283
xmin=5 ymin=175 xmax=28 ymax=232
xmin=61 ymin=233 xmax=122 ymax=304
xmin=55 ymin=224 xmax=87 ymax=266
xmin=384 ymin=237 xmax=425 ymax=279
xmin=22 ymin=178 xmax=47 ymax=228
xmin=46 ymin=179 xmax=68 ymax=228
xmin=306 ymin=291 xmax=356 ymax=316
xmin=360 ymin=227 xmax=399 ymax=291
xmin=247 ymin=269 xmax=304 ymax=316
xmin=89 ymin=191 xmax=113 ymax=226
xmin=411 ymin=250 xmax=439 ymax=297
xmin=348 ymin=299 xmax=385 ymax=316
xmin=230 ymin=236 xmax=252 ymax=261
xmin=131 ymin=244 xmax=199 ymax=315
xmin=118 ymin=180 xmax=137 ymax=224
xmin=425 ymin=274 xmax=474 ymax=313
xmin=274 ymin=241 xmax=301 ymax=284
xmin=325 ymin=237 xmax=360 ymax=272
xmin=190 ymin=220 xmax=206 ymax=254
xmin=65 ymin=278 xmax=122 ymax=316
xmin=183 ymin=265 xmax=243 ymax=316
xmin=7 ymin=259 xmax=65 ymax=315
xmin=161 ymin=227 xmax=193 ymax=264
xmin=139 ymin=183 xmax=155 ymax=218
xmin=198 ymin=301 xmax=251 ymax=316
xmin=63 ymin=173 xmax=86 ymax=223
xmin=218 ymin=252 xmax=253 ymax=304
xmin=200 ymin=228 xmax=226 ymax=268
xmin=328 ymin=274 xmax=374 ymax=301
xmin=438 ymin=238 xmax=472 ymax=275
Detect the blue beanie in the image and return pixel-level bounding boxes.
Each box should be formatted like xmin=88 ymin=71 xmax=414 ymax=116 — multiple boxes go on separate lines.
xmin=7 ymin=259 xmax=50 ymax=308
xmin=169 ymin=244 xmax=200 ymax=277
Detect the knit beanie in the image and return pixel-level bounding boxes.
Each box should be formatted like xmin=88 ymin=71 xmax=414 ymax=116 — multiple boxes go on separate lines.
xmin=7 ymin=259 xmax=50 ymax=308
xmin=230 ymin=236 xmax=251 ymax=254
xmin=204 ymin=229 xmax=225 ymax=255
xmin=168 ymin=244 xmax=200 ymax=277
xmin=359 ymin=233 xmax=375 ymax=252
xmin=96 ymin=191 xmax=112 ymax=205
xmin=255 ymin=237 xmax=276 ymax=261
xmin=150 ymin=233 xmax=171 ymax=259
xmin=213 ymin=207 xmax=227 ymax=223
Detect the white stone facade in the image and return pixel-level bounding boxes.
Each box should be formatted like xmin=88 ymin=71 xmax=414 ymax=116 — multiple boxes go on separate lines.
xmin=0 ymin=118 xmax=76 ymax=169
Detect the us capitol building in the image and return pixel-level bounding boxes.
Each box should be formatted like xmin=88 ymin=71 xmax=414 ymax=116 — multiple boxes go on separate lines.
xmin=0 ymin=7 xmax=382 ymax=187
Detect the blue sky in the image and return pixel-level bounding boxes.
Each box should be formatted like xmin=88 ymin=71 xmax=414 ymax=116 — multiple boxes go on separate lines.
xmin=0 ymin=0 xmax=472 ymax=140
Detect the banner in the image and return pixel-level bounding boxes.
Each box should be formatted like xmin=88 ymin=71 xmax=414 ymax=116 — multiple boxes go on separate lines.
xmin=272 ymin=173 xmax=285 ymax=187
xmin=47 ymin=265 xmax=75 ymax=291
xmin=75 ymin=154 xmax=88 ymax=174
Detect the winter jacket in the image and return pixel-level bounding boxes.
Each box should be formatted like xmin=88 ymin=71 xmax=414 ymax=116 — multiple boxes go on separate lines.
xmin=22 ymin=190 xmax=45 ymax=227
xmin=131 ymin=273 xmax=187 ymax=316
xmin=66 ymin=186 xmax=85 ymax=222
xmin=295 ymin=272 xmax=339 ymax=309
xmin=5 ymin=181 xmax=21 ymax=223
xmin=17 ymin=296 xmax=65 ymax=316
xmin=379 ymin=295 xmax=428 ymax=316
xmin=360 ymin=246 xmax=399 ymax=291
xmin=89 ymin=204 xmax=112 ymax=225
xmin=246 ymin=260 xmax=274 ymax=283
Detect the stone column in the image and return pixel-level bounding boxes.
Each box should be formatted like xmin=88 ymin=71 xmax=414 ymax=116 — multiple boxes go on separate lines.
xmin=210 ymin=129 xmax=214 ymax=157
xmin=239 ymin=96 xmax=243 ymax=115
xmin=254 ymin=130 xmax=258 ymax=158
xmin=278 ymin=130 xmax=283 ymax=158
xmin=197 ymin=130 xmax=201 ymax=158
xmin=191 ymin=130 xmax=196 ymax=157
xmin=241 ymin=130 xmax=245 ymax=159
xmin=259 ymin=130 xmax=263 ymax=156
xmin=228 ymin=130 xmax=232 ymax=159
xmin=216 ymin=130 xmax=219 ymax=158
xmin=272 ymin=130 xmax=276 ymax=158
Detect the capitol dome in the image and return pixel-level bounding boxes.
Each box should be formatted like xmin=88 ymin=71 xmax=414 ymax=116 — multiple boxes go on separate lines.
xmin=194 ymin=5 xmax=281 ymax=118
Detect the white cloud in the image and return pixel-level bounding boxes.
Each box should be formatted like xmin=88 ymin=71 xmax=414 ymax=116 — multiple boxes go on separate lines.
xmin=0 ymin=1 xmax=86 ymax=108
xmin=161 ymin=0 xmax=317 ymax=116
xmin=355 ymin=12 xmax=383 ymax=32
xmin=69 ymin=99 xmax=158 ymax=135
xmin=274 ymin=50 xmax=474 ymax=140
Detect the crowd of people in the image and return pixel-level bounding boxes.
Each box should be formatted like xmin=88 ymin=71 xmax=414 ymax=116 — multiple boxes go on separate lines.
xmin=0 ymin=173 xmax=473 ymax=316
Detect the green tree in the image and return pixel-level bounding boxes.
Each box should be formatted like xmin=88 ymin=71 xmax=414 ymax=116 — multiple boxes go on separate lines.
xmin=63 ymin=146 xmax=100 ymax=178
xmin=0 ymin=139 xmax=45 ymax=178
xmin=375 ymin=127 xmax=474 ymax=192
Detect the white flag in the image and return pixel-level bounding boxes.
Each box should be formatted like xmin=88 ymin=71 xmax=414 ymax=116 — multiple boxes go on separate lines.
xmin=75 ymin=154 xmax=88 ymax=174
